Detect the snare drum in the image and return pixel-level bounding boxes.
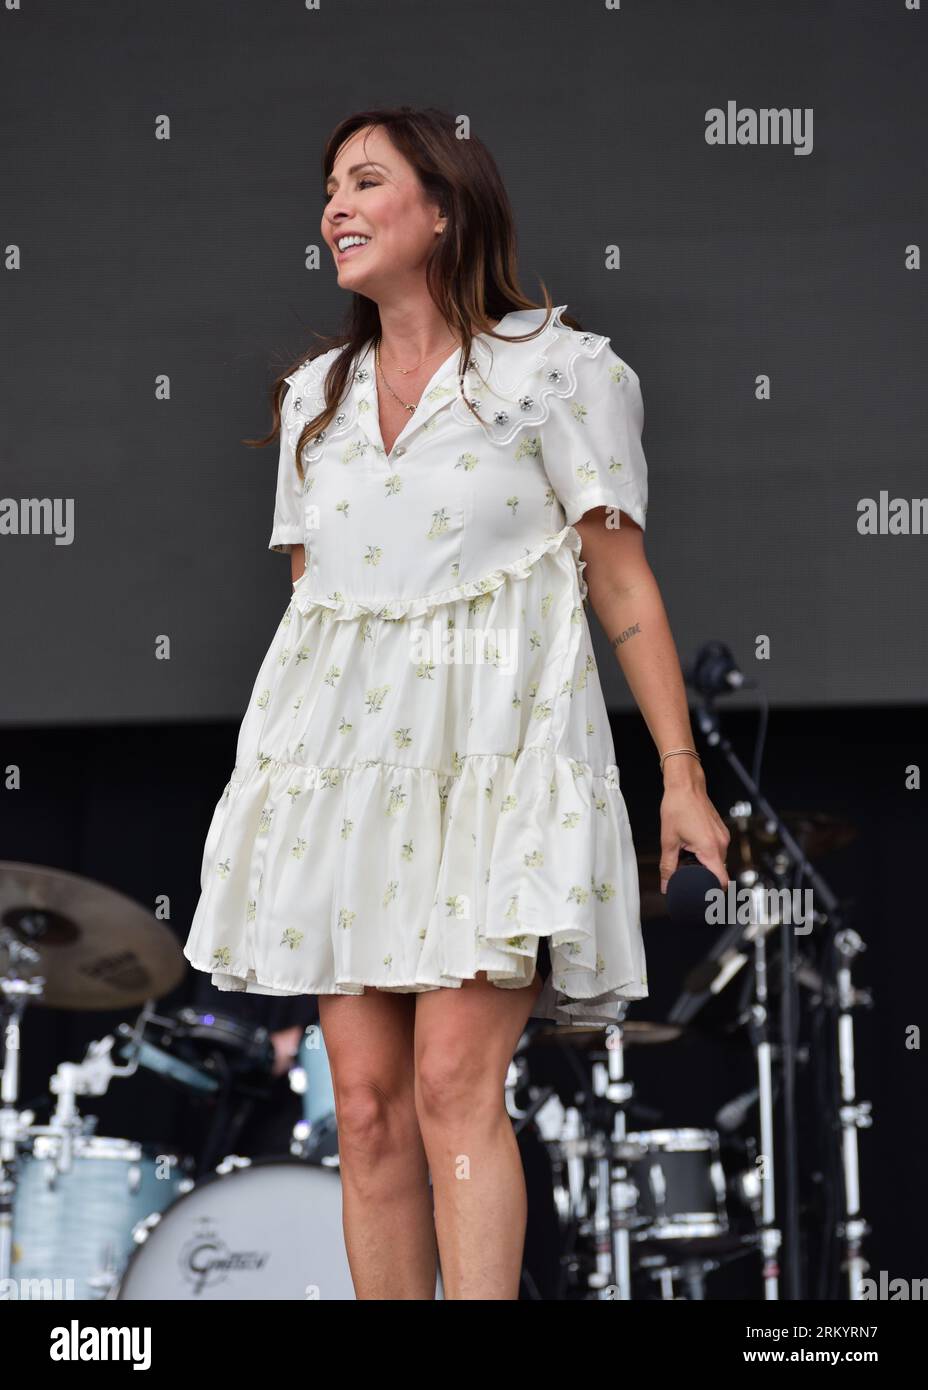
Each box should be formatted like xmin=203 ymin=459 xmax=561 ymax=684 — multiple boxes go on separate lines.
xmin=619 ymin=1127 xmax=729 ymax=1243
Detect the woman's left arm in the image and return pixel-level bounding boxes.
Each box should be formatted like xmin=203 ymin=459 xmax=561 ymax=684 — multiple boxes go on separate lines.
xmin=575 ymin=507 xmax=731 ymax=895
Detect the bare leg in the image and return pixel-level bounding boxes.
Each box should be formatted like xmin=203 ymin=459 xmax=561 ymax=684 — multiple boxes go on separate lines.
xmin=319 ymin=990 xmax=438 ymax=1299
xmin=413 ymin=969 xmax=544 ymax=1300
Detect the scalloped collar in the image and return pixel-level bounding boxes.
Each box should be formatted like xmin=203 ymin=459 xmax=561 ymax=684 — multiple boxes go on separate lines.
xmin=351 ymin=304 xmax=571 ymax=459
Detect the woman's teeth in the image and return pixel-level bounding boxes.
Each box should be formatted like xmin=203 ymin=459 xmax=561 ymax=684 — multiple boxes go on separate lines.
xmin=337 ymin=236 xmax=371 ymax=257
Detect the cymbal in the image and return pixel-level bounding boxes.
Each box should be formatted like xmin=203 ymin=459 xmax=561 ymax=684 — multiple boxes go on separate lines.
xmin=529 ymin=1020 xmax=684 ymax=1048
xmin=732 ymin=810 xmax=858 ymax=861
xmin=0 ymin=861 xmax=186 ymax=1010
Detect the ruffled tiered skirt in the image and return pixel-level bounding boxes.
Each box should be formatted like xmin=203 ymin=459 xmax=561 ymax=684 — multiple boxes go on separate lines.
xmin=183 ymin=526 xmax=648 ymax=1026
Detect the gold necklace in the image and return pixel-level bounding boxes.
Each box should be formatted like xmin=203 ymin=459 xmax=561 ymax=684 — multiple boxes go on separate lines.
xmin=382 ymin=333 xmax=459 ymax=375
xmin=376 ymin=340 xmax=460 ymax=414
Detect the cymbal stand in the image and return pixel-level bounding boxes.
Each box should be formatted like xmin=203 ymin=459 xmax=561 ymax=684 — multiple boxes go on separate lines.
xmin=743 ymin=876 xmax=782 ymax=1299
xmin=46 ymin=1033 xmax=141 ymax=1173
xmin=832 ymin=928 xmax=872 ymax=1298
xmin=666 ymin=855 xmax=783 ymax=1297
xmin=694 ymin=695 xmax=851 ymax=1299
xmin=0 ymin=938 xmax=45 ymax=1283
xmin=590 ymin=1017 xmax=637 ymax=1300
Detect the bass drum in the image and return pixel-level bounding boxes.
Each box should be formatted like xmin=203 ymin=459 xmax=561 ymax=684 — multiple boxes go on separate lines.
xmin=116 ymin=1157 xmax=356 ymax=1300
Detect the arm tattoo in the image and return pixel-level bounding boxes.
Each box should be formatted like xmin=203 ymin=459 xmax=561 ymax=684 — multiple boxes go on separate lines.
xmin=611 ymin=622 xmax=641 ymax=650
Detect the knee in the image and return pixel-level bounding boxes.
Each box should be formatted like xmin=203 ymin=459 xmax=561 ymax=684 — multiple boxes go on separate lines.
xmin=333 ymin=1078 xmax=394 ymax=1158
xmin=415 ymin=1048 xmax=500 ymax=1127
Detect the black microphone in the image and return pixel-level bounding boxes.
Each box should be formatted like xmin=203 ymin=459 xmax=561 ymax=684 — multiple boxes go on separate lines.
xmin=665 ymin=849 xmax=723 ymax=928
xmin=685 ymin=640 xmax=755 ymax=697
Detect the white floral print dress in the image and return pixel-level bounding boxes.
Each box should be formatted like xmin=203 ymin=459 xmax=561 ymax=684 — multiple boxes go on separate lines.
xmin=183 ymin=304 xmax=650 ymax=1026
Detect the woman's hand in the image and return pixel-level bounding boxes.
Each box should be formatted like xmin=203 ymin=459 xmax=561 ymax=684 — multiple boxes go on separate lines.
xmin=659 ymin=760 xmax=730 ymax=894
xmin=269 ymin=1023 xmax=305 ymax=1078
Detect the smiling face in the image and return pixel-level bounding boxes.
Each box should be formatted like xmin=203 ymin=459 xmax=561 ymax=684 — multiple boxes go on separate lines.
xmin=322 ymin=125 xmax=447 ymax=301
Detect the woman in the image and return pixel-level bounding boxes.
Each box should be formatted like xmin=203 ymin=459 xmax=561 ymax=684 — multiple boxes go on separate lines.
xmin=184 ymin=106 xmax=730 ymax=1299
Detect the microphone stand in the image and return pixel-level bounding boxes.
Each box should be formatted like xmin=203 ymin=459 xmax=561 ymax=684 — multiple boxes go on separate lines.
xmin=693 ymin=692 xmax=850 ymax=1301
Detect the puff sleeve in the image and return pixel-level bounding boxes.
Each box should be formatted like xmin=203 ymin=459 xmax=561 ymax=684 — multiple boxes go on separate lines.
xmin=268 ymin=383 xmax=304 ymax=554
xmin=541 ymin=340 xmax=648 ymax=531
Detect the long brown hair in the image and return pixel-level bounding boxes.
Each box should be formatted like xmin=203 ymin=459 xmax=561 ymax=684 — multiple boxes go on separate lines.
xmin=246 ymin=106 xmax=583 ymax=481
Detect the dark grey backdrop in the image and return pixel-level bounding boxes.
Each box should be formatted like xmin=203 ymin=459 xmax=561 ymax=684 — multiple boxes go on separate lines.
xmin=2 ymin=0 xmax=925 ymax=725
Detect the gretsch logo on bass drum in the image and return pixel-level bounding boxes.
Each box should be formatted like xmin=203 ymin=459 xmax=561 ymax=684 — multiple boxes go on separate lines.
xmin=181 ymin=1222 xmax=270 ymax=1296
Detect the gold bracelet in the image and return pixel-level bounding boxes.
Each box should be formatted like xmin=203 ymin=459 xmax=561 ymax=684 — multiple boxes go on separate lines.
xmin=659 ymin=748 xmax=702 ymax=773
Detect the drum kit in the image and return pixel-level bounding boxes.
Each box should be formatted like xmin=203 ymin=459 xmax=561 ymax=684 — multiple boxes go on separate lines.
xmin=0 ymin=742 xmax=872 ymax=1300
xmin=0 ymin=863 xmax=364 ymax=1301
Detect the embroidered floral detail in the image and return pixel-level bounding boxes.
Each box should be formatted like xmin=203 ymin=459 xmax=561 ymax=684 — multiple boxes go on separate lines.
xmin=427 ymin=508 xmax=452 ymax=538
xmin=365 ymin=685 xmax=390 ymax=712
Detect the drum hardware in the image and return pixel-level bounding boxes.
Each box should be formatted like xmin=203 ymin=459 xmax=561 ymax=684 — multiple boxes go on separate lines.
xmin=518 ymin=1011 xmax=748 ymax=1300
xmin=524 ymin=1010 xmax=642 ymax=1299
xmin=690 ymin=680 xmax=865 ymax=1302
xmin=1 ymin=820 xmax=873 ymax=1301
xmin=0 ymin=859 xmax=203 ymax=1300
xmin=115 ymin=1006 xmax=276 ymax=1177
xmin=637 ymin=1251 xmax=722 ymax=1300
xmin=114 ymin=1008 xmax=276 ymax=1099
xmin=831 ymin=928 xmax=872 ymax=1299
xmin=1 ymin=991 xmax=194 ymax=1298
xmin=1 ymin=933 xmax=46 ymax=1284
xmin=671 ymin=859 xmax=784 ymax=1297
xmin=2 ymin=926 xmax=172 ymax=1290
